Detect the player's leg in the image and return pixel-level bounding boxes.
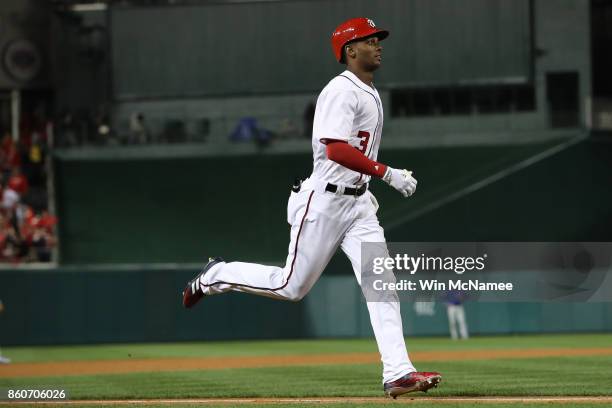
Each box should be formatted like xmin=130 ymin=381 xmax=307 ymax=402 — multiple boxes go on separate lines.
xmin=457 ymin=305 xmax=469 ymax=339
xmin=198 ymin=190 xmax=345 ymax=301
xmin=340 ymin=196 xmax=415 ymax=383
xmin=447 ymin=305 xmax=459 ymax=340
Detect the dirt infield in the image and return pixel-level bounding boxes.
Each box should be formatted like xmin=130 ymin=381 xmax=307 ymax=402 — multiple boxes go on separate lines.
xmin=4 ymin=397 xmax=612 ymax=405
xmin=2 ymin=346 xmax=612 ymax=378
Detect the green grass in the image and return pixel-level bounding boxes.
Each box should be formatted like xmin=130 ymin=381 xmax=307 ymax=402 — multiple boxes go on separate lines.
xmin=1 ymin=334 xmax=611 ymax=406
xmin=4 ymin=333 xmax=612 ymax=363
xmin=2 ymin=356 xmax=611 ymax=399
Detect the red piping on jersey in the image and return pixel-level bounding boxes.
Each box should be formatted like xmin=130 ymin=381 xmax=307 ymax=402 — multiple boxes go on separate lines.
xmin=202 ymin=190 xmax=315 ymax=293
xmin=326 ymin=141 xmax=387 ymax=178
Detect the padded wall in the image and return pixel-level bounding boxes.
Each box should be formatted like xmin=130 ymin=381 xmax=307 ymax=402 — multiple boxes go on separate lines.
xmin=54 ymin=139 xmax=612 ymax=265
xmin=1 ymin=267 xmax=610 ymax=346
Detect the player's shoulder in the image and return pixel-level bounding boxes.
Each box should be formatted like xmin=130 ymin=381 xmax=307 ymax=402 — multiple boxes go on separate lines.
xmin=324 ymin=73 xmax=356 ymax=92
xmin=319 ymin=72 xmax=359 ymax=100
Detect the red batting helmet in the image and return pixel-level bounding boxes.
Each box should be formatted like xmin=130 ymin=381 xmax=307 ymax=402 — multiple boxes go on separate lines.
xmin=331 ymin=17 xmax=389 ymax=63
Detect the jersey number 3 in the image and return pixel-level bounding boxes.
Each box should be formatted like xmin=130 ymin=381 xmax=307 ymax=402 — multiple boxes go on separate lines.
xmin=357 ymin=131 xmax=370 ymax=154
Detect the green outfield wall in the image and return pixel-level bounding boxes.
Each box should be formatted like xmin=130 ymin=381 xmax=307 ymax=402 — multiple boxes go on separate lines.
xmin=53 ymin=138 xmax=612 ymax=265
xmin=0 ymin=266 xmax=611 ymax=346
xmin=30 ymin=137 xmax=612 ymax=346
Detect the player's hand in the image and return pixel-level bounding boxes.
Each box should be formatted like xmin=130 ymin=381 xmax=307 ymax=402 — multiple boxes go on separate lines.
xmin=383 ymin=167 xmax=417 ymax=197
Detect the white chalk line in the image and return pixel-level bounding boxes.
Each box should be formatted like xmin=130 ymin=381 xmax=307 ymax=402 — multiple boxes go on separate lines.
xmin=5 ymin=396 xmax=612 ymax=405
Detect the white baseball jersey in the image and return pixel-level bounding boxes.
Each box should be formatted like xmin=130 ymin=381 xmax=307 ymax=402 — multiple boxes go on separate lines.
xmin=311 ymin=70 xmax=383 ymax=186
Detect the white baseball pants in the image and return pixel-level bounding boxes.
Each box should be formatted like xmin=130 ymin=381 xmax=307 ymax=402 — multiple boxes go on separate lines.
xmin=199 ymin=177 xmax=416 ymax=383
xmin=447 ymin=304 xmax=469 ymax=340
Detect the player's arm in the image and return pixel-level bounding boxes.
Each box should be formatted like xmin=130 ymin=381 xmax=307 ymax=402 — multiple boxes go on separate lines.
xmin=325 ymin=140 xmax=386 ymax=177
xmin=314 ymin=88 xmax=417 ymax=197
xmin=325 ymin=140 xmax=417 ymax=197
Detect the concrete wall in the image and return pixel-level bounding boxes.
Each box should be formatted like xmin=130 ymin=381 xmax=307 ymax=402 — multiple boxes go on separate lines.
xmin=50 ymin=8 xmax=110 ymax=113
xmin=0 ymin=0 xmax=50 ymax=90
xmin=110 ymin=0 xmax=530 ymax=99
xmin=112 ymin=0 xmax=592 ymax=147
xmin=535 ymin=0 xmax=591 ymax=127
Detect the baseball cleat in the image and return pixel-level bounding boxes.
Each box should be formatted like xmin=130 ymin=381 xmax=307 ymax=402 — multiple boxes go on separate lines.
xmin=383 ymin=371 xmax=442 ymax=399
xmin=182 ymin=257 xmax=224 ymax=309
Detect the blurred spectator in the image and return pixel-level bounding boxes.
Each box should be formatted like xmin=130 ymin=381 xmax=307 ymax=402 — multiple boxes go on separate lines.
xmin=29 ymin=132 xmax=44 ymax=165
xmin=1 ymin=182 xmax=20 ymax=212
xmin=57 ymin=110 xmax=79 ymax=147
xmin=96 ymin=121 xmax=112 ymax=145
xmin=255 ymin=128 xmax=272 ymax=148
xmin=129 ymin=112 xmax=150 ymax=144
xmin=23 ymin=211 xmax=57 ymax=262
xmin=230 ymin=117 xmax=272 ymax=148
xmin=0 ymin=205 xmax=56 ymax=263
xmin=0 ymin=224 xmax=23 ymax=261
xmin=0 ymin=133 xmax=21 ymax=173
xmin=95 ymin=106 xmax=117 ymax=145
xmin=230 ymin=117 xmax=258 ymax=142
xmin=7 ymin=168 xmax=29 ymax=197
xmin=277 ymin=118 xmax=299 ymax=140
xmin=0 ymin=123 xmax=57 ymax=263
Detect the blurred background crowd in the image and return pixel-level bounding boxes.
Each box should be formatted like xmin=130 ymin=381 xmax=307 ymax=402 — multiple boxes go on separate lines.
xmin=0 ymin=114 xmax=56 ymax=263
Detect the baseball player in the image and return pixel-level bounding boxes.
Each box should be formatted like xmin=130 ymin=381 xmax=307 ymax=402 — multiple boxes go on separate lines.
xmin=183 ymin=17 xmax=441 ymax=398
xmin=445 ymin=290 xmax=469 ymax=340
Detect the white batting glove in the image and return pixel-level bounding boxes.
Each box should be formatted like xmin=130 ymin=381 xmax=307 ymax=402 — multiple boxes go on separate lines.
xmin=383 ymin=167 xmax=417 ymax=197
